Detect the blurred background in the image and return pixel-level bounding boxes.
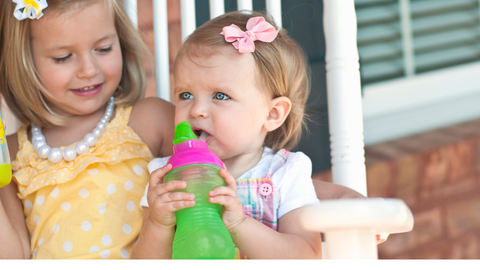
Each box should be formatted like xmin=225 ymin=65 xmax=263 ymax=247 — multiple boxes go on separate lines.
xmin=3 ymin=0 xmax=480 ymax=259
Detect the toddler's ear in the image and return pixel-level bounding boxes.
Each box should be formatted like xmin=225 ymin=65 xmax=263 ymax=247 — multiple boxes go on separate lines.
xmin=264 ymin=97 xmax=291 ymax=132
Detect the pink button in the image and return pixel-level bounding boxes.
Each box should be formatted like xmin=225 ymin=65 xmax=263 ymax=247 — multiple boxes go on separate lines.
xmin=259 ymin=183 xmax=272 ymax=196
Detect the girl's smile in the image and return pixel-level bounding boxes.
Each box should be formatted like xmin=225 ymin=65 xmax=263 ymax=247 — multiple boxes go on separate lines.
xmin=70 ymin=83 xmax=103 ymax=97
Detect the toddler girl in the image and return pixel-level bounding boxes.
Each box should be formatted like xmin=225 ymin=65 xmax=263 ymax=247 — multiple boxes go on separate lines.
xmin=132 ymin=11 xmax=333 ymax=259
xmin=0 ymin=0 xmax=175 ymax=259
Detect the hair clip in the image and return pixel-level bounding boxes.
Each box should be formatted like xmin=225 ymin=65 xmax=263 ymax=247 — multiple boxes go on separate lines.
xmin=13 ymin=0 xmax=48 ymax=21
xmin=221 ymin=16 xmax=279 ymax=53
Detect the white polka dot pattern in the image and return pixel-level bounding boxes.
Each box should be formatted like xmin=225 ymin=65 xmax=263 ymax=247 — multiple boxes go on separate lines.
xmin=13 ymin=107 xmax=152 ymax=259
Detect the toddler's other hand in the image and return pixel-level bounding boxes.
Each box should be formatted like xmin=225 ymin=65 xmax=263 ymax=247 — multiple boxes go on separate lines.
xmin=377 ymin=233 xmax=389 ymax=244
xmin=147 ymin=164 xmax=195 ymax=229
xmin=208 ymin=168 xmax=245 ymax=232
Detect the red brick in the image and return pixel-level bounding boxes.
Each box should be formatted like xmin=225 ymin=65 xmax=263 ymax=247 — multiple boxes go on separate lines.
xmin=413 ymin=244 xmax=449 ymax=259
xmin=410 ymin=208 xmax=444 ymax=246
xmin=366 ymin=162 xmax=393 ymax=198
xmin=447 ymin=140 xmax=475 ymax=182
xmin=418 ymin=148 xmax=448 ymax=201
xmin=365 ymin=142 xmax=410 ymax=162
xmin=393 ymin=155 xmax=420 ymax=203
xmin=445 ymin=197 xmax=480 ymax=238
xmin=448 ymin=234 xmax=480 ymax=259
xmin=377 ymin=230 xmax=415 ymax=256
xmin=440 ymin=119 xmax=480 ymax=140
xmin=392 ymin=130 xmax=457 ymax=154
xmin=441 ymin=176 xmax=477 ymax=199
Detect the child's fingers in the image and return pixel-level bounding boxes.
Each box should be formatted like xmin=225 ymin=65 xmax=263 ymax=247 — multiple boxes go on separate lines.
xmin=151 ymin=180 xmax=187 ymax=196
xmin=376 ymin=233 xmax=389 ymax=244
xmin=208 ymin=186 xmax=236 ymax=198
xmin=149 ymin=163 xmax=172 ymax=187
xmin=219 ymin=169 xmax=236 ymax=190
xmin=150 ymin=198 xmax=195 ymax=215
xmin=159 ymin=191 xmax=195 ymax=203
xmin=208 ymin=194 xmax=240 ymax=209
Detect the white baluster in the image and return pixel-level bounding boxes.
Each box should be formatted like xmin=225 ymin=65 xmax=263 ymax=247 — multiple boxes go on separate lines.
xmin=324 ymin=0 xmax=367 ymax=196
xmin=124 ymin=0 xmax=138 ymax=29
xmin=181 ymin=0 xmax=196 ymax=41
xmin=209 ymin=0 xmax=225 ymax=19
xmin=153 ymin=0 xmax=170 ymax=101
xmin=266 ymin=0 xmax=282 ymax=29
xmin=237 ymin=0 xmax=252 ymax=11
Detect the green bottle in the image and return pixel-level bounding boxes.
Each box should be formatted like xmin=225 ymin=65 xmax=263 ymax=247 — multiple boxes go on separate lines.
xmin=163 ymin=122 xmax=235 ymax=259
xmin=0 ymin=110 xmax=11 ymax=188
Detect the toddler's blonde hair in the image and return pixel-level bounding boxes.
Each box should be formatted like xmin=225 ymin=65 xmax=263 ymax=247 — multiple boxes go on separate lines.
xmin=0 ymin=0 xmax=148 ymax=127
xmin=176 ymin=11 xmax=311 ymax=151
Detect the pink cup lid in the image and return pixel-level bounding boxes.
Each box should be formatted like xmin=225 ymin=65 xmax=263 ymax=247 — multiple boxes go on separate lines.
xmin=167 ymin=139 xmax=224 ymax=170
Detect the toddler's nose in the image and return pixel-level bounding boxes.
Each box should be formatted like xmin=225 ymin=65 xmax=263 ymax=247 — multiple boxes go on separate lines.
xmin=189 ymin=101 xmax=208 ymax=119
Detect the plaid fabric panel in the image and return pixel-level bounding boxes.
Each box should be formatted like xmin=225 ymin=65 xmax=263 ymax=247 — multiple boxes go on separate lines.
xmin=235 ymin=178 xmax=280 ymax=231
xmin=233 ymin=149 xmax=291 ymax=259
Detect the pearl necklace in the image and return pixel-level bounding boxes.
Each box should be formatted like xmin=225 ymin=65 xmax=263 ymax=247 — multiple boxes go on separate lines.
xmin=31 ymin=97 xmax=115 ymax=163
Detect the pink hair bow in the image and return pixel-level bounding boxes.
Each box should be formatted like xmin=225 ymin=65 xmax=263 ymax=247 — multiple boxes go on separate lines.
xmin=221 ymin=17 xmax=279 ymax=53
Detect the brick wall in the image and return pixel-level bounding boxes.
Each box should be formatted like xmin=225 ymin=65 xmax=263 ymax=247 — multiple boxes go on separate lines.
xmin=313 ymin=119 xmax=480 ymax=259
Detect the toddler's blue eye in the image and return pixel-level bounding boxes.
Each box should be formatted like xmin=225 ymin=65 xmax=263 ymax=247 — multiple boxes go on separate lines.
xmin=215 ymin=92 xmax=230 ymax=100
xmin=180 ymin=92 xmax=193 ymax=100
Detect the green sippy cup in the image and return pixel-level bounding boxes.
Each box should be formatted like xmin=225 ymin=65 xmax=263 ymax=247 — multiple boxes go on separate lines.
xmin=0 ymin=110 xmax=11 ymax=188
xmin=163 ymin=122 xmax=235 ymax=259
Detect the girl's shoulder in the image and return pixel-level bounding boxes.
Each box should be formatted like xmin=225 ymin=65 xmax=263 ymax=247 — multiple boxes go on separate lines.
xmin=128 ymin=97 xmax=175 ymax=158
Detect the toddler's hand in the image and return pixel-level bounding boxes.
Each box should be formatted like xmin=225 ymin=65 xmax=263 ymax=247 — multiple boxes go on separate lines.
xmin=147 ymin=164 xmax=195 ymax=229
xmin=377 ymin=233 xmax=389 ymax=244
xmin=208 ymin=169 xmax=245 ymax=232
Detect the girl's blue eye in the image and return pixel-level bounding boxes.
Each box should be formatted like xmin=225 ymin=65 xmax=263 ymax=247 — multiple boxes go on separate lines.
xmin=215 ymin=92 xmax=230 ymax=100
xmin=180 ymin=92 xmax=193 ymax=100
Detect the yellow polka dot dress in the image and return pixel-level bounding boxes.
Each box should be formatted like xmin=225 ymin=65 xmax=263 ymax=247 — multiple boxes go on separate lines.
xmin=12 ymin=106 xmax=153 ymax=259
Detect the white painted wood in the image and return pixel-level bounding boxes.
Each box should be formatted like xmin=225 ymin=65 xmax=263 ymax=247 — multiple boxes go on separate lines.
xmin=153 ymin=0 xmax=170 ymax=101
xmin=124 ymin=0 xmax=138 ymax=29
xmin=209 ymin=0 xmax=225 ymax=19
xmin=363 ymin=61 xmax=480 ymax=145
xmin=323 ymin=0 xmax=367 ymax=196
xmin=181 ymin=0 xmax=196 ymax=41
xmin=300 ymin=198 xmax=414 ymax=259
xmin=399 ymin=0 xmax=415 ymax=76
xmin=237 ymin=0 xmax=252 ymax=11
xmin=266 ymin=0 xmax=282 ymax=29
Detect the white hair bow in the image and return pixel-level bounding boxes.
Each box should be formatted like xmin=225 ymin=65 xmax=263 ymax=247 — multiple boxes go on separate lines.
xmin=12 ymin=0 xmax=49 ymax=21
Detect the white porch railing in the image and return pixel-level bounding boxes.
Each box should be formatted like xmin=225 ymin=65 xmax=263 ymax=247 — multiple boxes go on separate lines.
xmin=123 ymin=0 xmax=414 ymax=259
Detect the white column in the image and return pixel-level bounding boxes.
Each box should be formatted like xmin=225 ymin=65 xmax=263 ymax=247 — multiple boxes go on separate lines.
xmin=323 ymin=0 xmax=367 ymax=196
xmin=153 ymin=0 xmax=170 ymax=101
xmin=399 ymin=0 xmax=415 ymax=76
xmin=209 ymin=0 xmax=225 ymax=19
xmin=124 ymin=0 xmax=138 ymax=29
xmin=237 ymin=0 xmax=252 ymax=11
xmin=181 ymin=0 xmax=196 ymax=41
xmin=266 ymin=0 xmax=282 ymax=29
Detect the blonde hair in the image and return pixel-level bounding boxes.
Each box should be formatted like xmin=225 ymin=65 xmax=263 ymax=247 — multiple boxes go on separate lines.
xmin=176 ymin=11 xmax=311 ymax=151
xmin=0 ymin=0 xmax=148 ymax=127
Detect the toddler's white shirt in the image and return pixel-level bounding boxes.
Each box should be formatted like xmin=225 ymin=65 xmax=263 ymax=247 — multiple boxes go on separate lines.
xmin=139 ymin=147 xmax=320 ymax=219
